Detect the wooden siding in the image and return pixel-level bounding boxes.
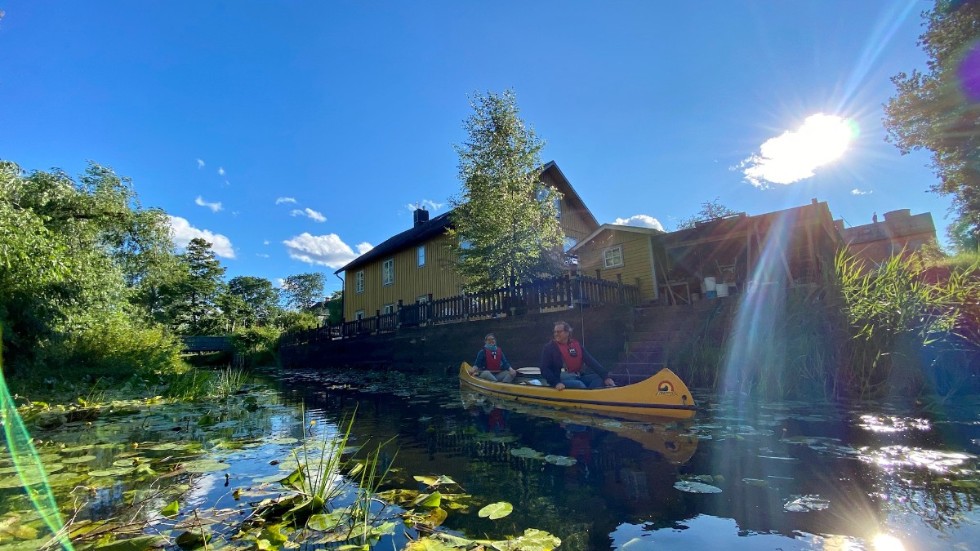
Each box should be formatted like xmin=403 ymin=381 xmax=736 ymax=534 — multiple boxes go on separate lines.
xmin=344 ymin=232 xmax=464 ymax=319
xmin=575 ymin=230 xmax=657 ymax=302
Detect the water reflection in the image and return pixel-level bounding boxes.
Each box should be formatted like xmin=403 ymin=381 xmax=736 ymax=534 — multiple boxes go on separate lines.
xmin=279 ymin=369 xmax=978 ymax=550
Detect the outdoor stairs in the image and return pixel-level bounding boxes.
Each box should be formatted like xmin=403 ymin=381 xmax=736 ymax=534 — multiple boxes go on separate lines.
xmin=611 ymin=302 xmax=718 ymax=384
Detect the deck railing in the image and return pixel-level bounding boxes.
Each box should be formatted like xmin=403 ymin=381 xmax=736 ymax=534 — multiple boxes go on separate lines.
xmin=281 ymin=274 xmax=640 ymax=346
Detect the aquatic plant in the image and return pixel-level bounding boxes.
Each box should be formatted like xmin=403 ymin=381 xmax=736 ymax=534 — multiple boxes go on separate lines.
xmin=209 ymin=368 xmax=249 ymax=398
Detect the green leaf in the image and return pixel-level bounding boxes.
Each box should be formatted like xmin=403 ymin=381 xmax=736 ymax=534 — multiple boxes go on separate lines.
xmin=160 ymin=500 xmax=179 ymax=518
xmin=478 ymin=501 xmax=513 ymax=520
xmin=411 ymin=491 xmax=442 ymax=508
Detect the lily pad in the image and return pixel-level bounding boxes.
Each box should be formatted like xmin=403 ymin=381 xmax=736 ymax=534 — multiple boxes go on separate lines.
xmin=543 ymin=455 xmax=577 ymax=466
xmin=478 ymin=501 xmax=513 ymax=520
xmin=673 ymin=480 xmax=722 ymax=494
xmin=181 ymin=460 xmax=230 ymax=473
xmin=784 ymin=495 xmax=829 ymax=512
xmin=509 ymin=447 xmax=544 ymax=460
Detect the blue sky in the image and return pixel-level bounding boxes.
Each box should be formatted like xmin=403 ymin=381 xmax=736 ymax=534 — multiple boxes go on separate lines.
xmin=0 ymin=1 xmax=951 ymax=294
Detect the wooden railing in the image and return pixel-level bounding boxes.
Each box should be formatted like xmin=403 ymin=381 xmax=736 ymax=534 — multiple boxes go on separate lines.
xmin=281 ymin=274 xmax=640 ymax=346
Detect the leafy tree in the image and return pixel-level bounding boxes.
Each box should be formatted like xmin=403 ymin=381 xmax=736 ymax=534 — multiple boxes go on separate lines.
xmin=675 ymin=198 xmax=740 ymax=230
xmin=0 ymin=161 xmax=184 ymax=376
xmin=884 ymin=0 xmax=980 ymax=248
xmin=281 ymin=272 xmax=325 ymax=311
xmin=173 ymin=238 xmax=226 ymax=334
xmin=448 ymin=90 xmax=564 ymax=291
xmin=225 ymin=276 xmax=280 ymax=329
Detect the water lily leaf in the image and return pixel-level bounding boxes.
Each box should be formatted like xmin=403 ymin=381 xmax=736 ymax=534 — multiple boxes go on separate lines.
xmin=478 ymin=501 xmax=513 ymax=520
xmin=412 ymin=491 xmax=442 ymax=508
xmin=404 ymin=537 xmax=457 ymax=550
xmin=509 ymin=447 xmax=544 ymax=460
xmin=673 ymin=480 xmax=722 ymax=494
xmin=62 ymin=455 xmax=98 ymax=464
xmin=175 ymin=528 xmax=211 ymax=548
xmin=93 ymin=534 xmax=166 ymax=550
xmin=490 ymin=528 xmax=560 ymax=551
xmin=307 ymin=511 xmax=346 ymax=532
xmin=181 ymin=460 xmax=229 ymax=473
xmin=543 ymin=455 xmax=577 ymax=466
xmin=422 ymin=507 xmax=448 ymax=528
xmin=161 ymin=500 xmax=179 ymax=518
xmin=784 ymin=495 xmax=829 ymax=512
xmin=89 ymin=467 xmax=134 ymax=478
xmin=260 ymin=524 xmax=289 ymax=544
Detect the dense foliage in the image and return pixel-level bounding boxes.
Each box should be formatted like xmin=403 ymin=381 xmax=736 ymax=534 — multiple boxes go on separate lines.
xmin=0 ymin=161 xmax=184 ymax=377
xmin=884 ymin=0 xmax=980 ymax=250
xmin=1 ymin=160 xmax=331 ymax=381
xmin=448 ymin=90 xmax=565 ymax=292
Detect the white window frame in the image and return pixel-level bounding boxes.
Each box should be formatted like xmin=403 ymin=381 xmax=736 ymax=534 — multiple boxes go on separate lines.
xmin=382 ymin=303 xmax=395 ymax=315
xmin=354 ymin=310 xmax=364 ymax=320
xmin=603 ymin=245 xmax=624 ymax=268
xmin=382 ymin=258 xmax=394 ymax=286
xmin=417 ymin=245 xmax=426 ymax=267
xmin=355 ymin=270 xmax=364 ymax=294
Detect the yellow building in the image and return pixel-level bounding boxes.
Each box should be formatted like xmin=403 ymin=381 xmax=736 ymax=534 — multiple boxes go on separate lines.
xmin=336 ymin=161 xmax=600 ymax=321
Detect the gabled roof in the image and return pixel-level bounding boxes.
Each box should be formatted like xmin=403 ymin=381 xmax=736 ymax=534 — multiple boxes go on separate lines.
xmin=335 ymin=211 xmax=453 ymax=274
xmin=568 ymin=223 xmax=665 ymax=253
xmin=335 ymin=160 xmax=598 ymax=274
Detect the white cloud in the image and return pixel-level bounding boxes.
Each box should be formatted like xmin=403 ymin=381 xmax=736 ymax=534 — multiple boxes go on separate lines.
xmin=275 ymin=197 xmax=297 ymax=205
xmin=851 ymin=188 xmax=873 ymax=196
xmin=218 ymin=167 xmax=226 ymax=176
xmin=741 ymin=113 xmax=857 ymax=188
xmin=195 ymin=196 xmax=223 ymax=212
xmin=167 ymin=215 xmax=235 ymax=258
xmin=282 ymin=233 xmax=372 ymax=269
xmin=256 ymin=253 xmax=270 ymax=258
xmin=263 ymin=240 xmax=270 ymax=245
xmin=406 ymin=199 xmax=445 ymax=212
xmin=613 ymin=214 xmax=665 ymax=231
xmin=291 ymin=208 xmax=326 ymax=222
xmin=196 ymin=159 xmax=205 ymax=169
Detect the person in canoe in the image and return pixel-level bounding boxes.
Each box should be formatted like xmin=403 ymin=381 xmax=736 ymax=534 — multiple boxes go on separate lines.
xmin=541 ymin=321 xmax=615 ymax=390
xmin=472 ymin=333 xmax=517 ymax=383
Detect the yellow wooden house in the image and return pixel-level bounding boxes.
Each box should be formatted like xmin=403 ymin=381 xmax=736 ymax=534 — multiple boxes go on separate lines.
xmin=335 ymin=161 xmax=600 ymax=321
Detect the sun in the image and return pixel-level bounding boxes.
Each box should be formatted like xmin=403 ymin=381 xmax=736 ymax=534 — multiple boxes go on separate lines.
xmin=742 ymin=113 xmax=861 ymax=187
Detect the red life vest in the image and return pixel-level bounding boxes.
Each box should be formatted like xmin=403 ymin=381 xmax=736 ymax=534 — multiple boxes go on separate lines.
xmin=557 ymin=340 xmax=584 ymax=373
xmin=484 ymin=346 xmax=504 ymax=372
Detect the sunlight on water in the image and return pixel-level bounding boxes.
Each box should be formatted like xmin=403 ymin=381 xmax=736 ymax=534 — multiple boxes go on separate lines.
xmin=857 ymin=414 xmax=931 ymax=434
xmin=860 ymin=445 xmax=975 ymax=475
xmin=872 ymin=533 xmax=906 ymax=551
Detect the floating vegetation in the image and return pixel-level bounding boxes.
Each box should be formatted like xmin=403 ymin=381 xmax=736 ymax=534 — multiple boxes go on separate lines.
xmin=741 ymin=477 xmax=770 ymax=488
xmin=784 ymin=495 xmax=830 ymax=512
xmin=674 ymin=480 xmax=723 ymax=494
xmin=543 ymin=455 xmax=577 ymax=467
xmin=509 ymin=447 xmax=545 ymax=460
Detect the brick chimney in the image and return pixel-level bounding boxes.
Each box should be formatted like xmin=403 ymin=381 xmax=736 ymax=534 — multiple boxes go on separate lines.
xmin=413 ymin=208 xmax=429 ymax=227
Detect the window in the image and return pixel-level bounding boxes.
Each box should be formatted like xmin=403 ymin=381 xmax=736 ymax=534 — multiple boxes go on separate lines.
xmin=536 ymin=186 xmax=561 ymax=219
xmin=417 ymin=245 xmax=425 ymax=267
xmin=417 ymin=295 xmax=429 ymax=303
xmin=355 ymin=270 xmax=364 ymax=293
xmin=383 ymin=303 xmax=395 ymax=314
xmin=354 ymin=310 xmax=364 ymax=320
xmin=382 ymin=258 xmax=394 ymax=285
xmin=603 ymin=245 xmax=624 ymax=268
xmin=563 ymin=236 xmax=577 ymax=252
xmin=553 ymin=196 xmax=562 ymax=219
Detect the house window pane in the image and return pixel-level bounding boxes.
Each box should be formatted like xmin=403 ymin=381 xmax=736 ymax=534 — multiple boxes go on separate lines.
xmin=382 ymin=258 xmax=395 ymax=285
xmin=354 ymin=310 xmax=364 ymax=320
xmin=417 ymin=245 xmax=425 ymax=267
xmin=603 ymin=246 xmax=624 ymax=268
xmin=355 ymin=271 xmax=364 ymax=293
xmin=383 ymin=303 xmax=395 ymax=314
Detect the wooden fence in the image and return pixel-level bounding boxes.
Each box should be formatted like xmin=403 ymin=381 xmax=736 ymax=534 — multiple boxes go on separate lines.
xmin=282 ymin=274 xmax=640 ymax=346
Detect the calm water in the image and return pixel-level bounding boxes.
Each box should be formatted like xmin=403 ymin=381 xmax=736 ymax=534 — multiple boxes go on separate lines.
xmin=2 ymin=367 xmax=977 ymax=550
xmin=276 ymin=367 xmax=979 ymax=551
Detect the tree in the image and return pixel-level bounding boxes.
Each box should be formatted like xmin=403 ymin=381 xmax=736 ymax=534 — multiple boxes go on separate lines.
xmin=884 ymin=0 xmax=980 ymax=248
xmin=174 ymin=238 xmax=226 ymax=334
xmin=675 ymin=198 xmax=740 ymax=230
xmin=225 ymin=276 xmax=280 ymax=329
xmin=281 ymin=272 xmax=325 ymax=311
xmin=448 ymin=90 xmax=564 ymax=291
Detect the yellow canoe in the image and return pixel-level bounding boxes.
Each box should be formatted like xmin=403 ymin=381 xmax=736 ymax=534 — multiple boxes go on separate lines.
xmin=460 ymin=389 xmax=699 ymax=464
xmin=459 ymin=362 xmax=697 ymax=420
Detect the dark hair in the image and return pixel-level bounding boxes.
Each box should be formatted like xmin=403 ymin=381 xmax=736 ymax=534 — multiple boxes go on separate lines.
xmin=553 ymin=321 xmax=572 ymax=333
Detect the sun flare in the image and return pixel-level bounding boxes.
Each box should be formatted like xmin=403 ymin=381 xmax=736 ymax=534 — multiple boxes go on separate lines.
xmin=742 ymin=113 xmax=859 ymax=188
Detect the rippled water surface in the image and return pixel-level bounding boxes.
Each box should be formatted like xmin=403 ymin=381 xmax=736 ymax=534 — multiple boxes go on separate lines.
xmin=2 ymin=367 xmax=977 ymax=550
